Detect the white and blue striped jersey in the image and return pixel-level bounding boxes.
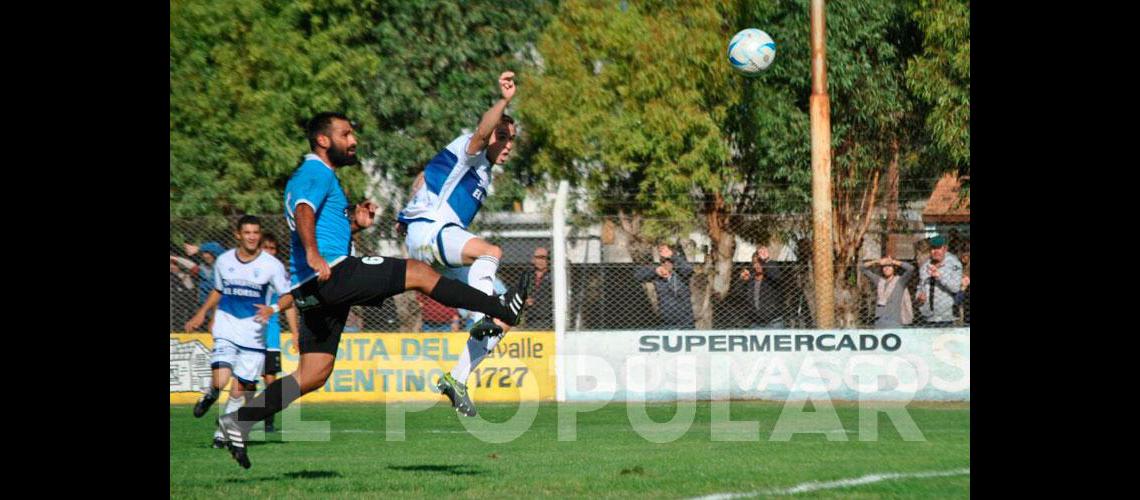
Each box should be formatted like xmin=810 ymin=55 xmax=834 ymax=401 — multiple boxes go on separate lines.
xmin=397 ymin=133 xmax=491 ymax=229
xmin=211 ymin=249 xmax=291 ymax=351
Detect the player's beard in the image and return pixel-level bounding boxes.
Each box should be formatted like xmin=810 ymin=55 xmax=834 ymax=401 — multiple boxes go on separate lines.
xmin=328 ymin=143 xmax=358 ymax=167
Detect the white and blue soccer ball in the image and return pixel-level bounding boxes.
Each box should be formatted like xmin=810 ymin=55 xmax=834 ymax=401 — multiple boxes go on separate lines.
xmin=728 ymin=28 xmax=776 ymax=76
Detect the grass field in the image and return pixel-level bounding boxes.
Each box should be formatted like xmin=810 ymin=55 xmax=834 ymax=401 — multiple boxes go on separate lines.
xmin=170 ymin=400 xmax=969 ymax=498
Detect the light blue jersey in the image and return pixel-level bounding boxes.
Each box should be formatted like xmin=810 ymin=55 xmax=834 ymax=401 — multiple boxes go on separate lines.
xmin=265 ymin=291 xmax=281 ymax=352
xmin=284 ymin=154 xmax=353 ymax=289
xmin=397 ymin=134 xmax=492 ymax=229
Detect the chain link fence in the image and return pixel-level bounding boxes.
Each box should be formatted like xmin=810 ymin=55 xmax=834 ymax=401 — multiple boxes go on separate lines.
xmin=170 ymin=209 xmax=969 ymax=334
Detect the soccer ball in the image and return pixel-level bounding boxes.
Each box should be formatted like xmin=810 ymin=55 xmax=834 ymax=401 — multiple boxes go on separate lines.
xmin=728 ymin=28 xmax=776 ymax=76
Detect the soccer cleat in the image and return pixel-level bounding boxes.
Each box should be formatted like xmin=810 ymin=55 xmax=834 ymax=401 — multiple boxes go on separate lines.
xmin=469 ymin=316 xmax=503 ymax=340
xmin=218 ymin=413 xmax=252 ymax=469
xmin=193 ymin=390 xmax=219 ymax=418
xmin=437 ymin=372 xmax=477 ymax=417
xmin=498 ymin=273 xmax=532 ymax=326
xmin=212 ymin=437 xmax=228 ymax=449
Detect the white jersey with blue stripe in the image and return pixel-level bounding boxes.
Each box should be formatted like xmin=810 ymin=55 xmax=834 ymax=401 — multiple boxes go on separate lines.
xmin=397 ymin=133 xmax=491 ymax=229
xmin=211 ymin=249 xmax=290 ymax=351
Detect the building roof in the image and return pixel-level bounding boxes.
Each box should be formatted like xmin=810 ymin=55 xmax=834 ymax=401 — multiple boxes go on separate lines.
xmin=922 ymin=173 xmax=970 ymax=224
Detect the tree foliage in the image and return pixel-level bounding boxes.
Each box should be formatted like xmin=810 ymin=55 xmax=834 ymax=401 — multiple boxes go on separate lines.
xmin=170 ymin=0 xmax=381 ymax=217
xmin=519 ymin=0 xmax=739 ymax=239
xmin=905 ymin=0 xmax=970 ymax=176
xmin=170 ymin=0 xmax=553 ymax=217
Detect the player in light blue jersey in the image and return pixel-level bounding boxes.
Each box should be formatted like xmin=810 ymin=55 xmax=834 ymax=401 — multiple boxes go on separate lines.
xmin=258 ymin=232 xmax=300 ymax=433
xmin=184 ymin=215 xmax=295 ymax=448
xmin=216 ymin=112 xmax=530 ymax=469
xmin=396 ymin=71 xmax=523 ymax=417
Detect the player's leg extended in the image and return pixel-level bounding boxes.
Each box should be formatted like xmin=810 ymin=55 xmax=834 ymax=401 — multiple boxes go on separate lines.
xmin=456 ymin=235 xmax=503 ymax=327
xmin=229 ymin=353 xmax=334 ymax=425
xmin=214 ymin=379 xmax=256 ymax=447
xmin=401 ymin=259 xmax=525 ymax=325
xmin=218 ymin=352 xmax=335 ymax=469
xmin=195 ymin=350 xmax=235 ymax=418
xmin=453 ymin=237 xmax=512 ymax=382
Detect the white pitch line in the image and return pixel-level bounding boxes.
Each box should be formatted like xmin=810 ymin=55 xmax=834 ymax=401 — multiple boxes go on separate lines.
xmin=278 ymin=429 xmax=470 ymax=434
xmin=689 ymin=468 xmax=970 ymax=499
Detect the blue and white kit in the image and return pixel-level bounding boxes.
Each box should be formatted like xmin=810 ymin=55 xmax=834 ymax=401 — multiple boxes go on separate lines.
xmin=209 ymin=249 xmax=290 ymax=384
xmin=397 ymin=133 xmax=491 ymax=271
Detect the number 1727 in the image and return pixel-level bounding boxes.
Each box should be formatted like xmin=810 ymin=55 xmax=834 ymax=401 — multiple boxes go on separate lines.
xmin=469 ymin=367 xmax=528 ymax=388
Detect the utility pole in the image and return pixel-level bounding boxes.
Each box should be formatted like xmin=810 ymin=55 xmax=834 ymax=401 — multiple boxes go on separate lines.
xmin=809 ymin=0 xmax=835 ymax=328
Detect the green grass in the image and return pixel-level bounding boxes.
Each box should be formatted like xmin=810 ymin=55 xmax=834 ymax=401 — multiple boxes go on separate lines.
xmin=171 ymin=401 xmax=969 ymax=498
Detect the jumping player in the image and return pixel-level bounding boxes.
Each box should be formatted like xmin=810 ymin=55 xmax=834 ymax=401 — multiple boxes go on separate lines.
xmin=396 ymin=71 xmax=524 ymax=417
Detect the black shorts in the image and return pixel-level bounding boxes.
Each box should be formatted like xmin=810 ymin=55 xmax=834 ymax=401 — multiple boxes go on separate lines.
xmin=291 ymin=256 xmax=407 ymax=355
xmin=263 ymin=350 xmax=282 ymax=375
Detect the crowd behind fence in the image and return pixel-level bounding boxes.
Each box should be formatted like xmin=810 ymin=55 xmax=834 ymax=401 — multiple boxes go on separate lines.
xmin=171 ymin=212 xmax=969 ymax=333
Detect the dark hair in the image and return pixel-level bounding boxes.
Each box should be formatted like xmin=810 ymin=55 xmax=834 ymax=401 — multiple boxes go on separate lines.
xmin=494 ymin=114 xmax=516 ymax=141
xmin=307 ymin=112 xmax=352 ymax=150
xmin=236 ymin=215 xmax=261 ymax=231
xmin=261 ymin=232 xmax=277 ymax=244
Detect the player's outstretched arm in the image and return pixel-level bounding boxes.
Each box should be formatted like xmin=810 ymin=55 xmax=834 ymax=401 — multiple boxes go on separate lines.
xmin=185 ymin=290 xmax=222 ymax=331
xmin=466 ymin=71 xmax=515 ymax=156
xmin=255 ymin=294 xmax=296 ymax=324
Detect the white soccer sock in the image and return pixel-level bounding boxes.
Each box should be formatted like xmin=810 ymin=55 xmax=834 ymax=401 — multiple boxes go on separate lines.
xmin=215 ymin=393 xmax=246 ymax=439
xmin=450 ymin=334 xmax=503 ymax=384
xmin=466 ymin=255 xmax=500 ymax=323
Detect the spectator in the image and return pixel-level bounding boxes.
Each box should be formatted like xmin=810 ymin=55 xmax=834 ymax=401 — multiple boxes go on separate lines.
xmin=170 ymin=241 xmax=225 ymax=331
xmin=915 ymin=235 xmax=963 ymax=327
xmin=170 ymin=244 xmax=197 ymax=331
xmin=860 ymin=256 xmax=916 ymax=329
xmin=635 ymin=244 xmax=695 ymax=329
xmin=174 ymin=241 xmax=226 ymax=305
xmin=524 ymin=246 xmax=553 ymax=330
xmin=735 ymin=247 xmax=786 ymax=329
xmin=345 ymin=308 xmax=365 ymax=333
xmin=959 ymin=276 xmax=970 ymax=323
xmin=418 ymin=293 xmax=461 ymax=332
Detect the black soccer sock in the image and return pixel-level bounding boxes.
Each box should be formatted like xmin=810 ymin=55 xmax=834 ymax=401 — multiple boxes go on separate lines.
xmin=236 ymin=374 xmax=302 ymax=424
xmin=429 ymin=276 xmax=511 ymax=323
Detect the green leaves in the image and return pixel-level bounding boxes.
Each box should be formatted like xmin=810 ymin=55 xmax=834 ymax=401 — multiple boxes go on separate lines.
xmin=171 ymin=0 xmax=551 ymax=217
xmin=171 ymin=0 xmax=381 ymax=217
xmin=906 ymin=0 xmax=970 ymax=172
xmin=520 ymin=0 xmax=737 ymax=233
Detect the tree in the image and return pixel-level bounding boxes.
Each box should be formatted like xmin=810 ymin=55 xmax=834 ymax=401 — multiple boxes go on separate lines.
xmin=519 ymin=0 xmax=743 ymax=327
xmin=905 ymin=0 xmax=970 ymax=180
xmin=170 ymin=0 xmax=381 ymax=222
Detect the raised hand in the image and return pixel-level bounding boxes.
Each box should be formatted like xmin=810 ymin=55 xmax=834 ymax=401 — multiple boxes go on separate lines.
xmin=499 ymin=71 xmax=516 ymax=101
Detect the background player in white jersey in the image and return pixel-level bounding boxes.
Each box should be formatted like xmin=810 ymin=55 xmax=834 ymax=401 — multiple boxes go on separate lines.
xmin=396 ymin=71 xmax=525 ymax=417
xmin=185 ymin=215 xmax=294 ymax=447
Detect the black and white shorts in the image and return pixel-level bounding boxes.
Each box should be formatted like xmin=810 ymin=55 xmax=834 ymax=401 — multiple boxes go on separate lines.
xmin=291 ymin=256 xmax=407 ymax=355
